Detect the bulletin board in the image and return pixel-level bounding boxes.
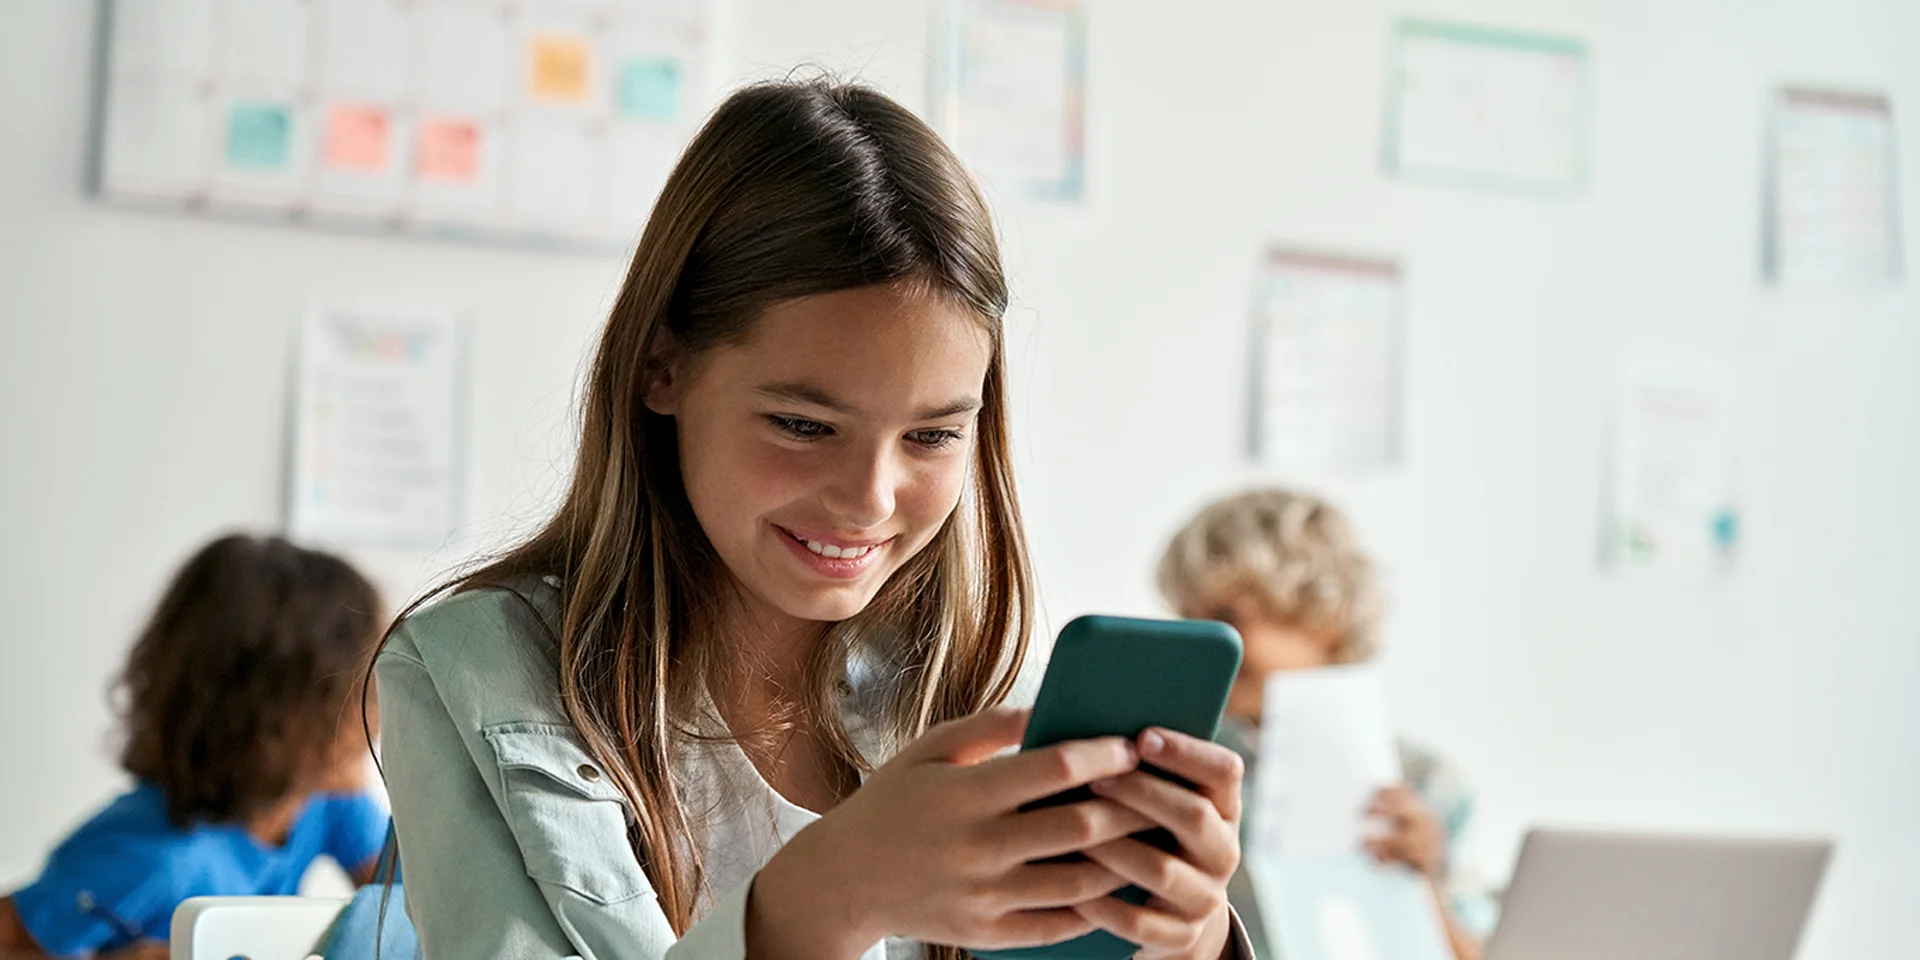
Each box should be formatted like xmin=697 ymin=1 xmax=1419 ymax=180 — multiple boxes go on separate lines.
xmin=94 ymin=0 xmax=717 ymax=252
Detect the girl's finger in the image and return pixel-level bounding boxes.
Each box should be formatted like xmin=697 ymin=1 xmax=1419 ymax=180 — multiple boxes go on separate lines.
xmin=911 ymin=706 xmax=1031 ymax=766
xmin=1070 ymin=893 xmax=1199 ymax=953
xmin=972 ymin=737 xmax=1141 ymax=809
xmin=1136 ymin=728 xmax=1244 ymax=820
xmin=1089 ymin=772 xmax=1238 ymax=876
xmin=965 ymin=908 xmax=1098 ymax=951
xmin=990 ymin=797 xmax=1157 ymax=861
xmin=991 ymin=860 xmax=1131 ymax=910
xmin=1079 ymin=837 xmax=1216 ymax=920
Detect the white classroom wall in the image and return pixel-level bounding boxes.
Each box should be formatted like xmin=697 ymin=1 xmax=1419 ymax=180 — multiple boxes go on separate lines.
xmin=4 ymin=1 xmax=1918 ymax=957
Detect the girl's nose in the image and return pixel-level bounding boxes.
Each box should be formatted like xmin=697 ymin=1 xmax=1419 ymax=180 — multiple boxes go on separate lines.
xmin=823 ymin=444 xmax=897 ymax=530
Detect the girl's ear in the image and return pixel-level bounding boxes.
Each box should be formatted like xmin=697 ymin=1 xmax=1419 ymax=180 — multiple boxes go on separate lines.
xmin=642 ymin=328 xmax=685 ymax=416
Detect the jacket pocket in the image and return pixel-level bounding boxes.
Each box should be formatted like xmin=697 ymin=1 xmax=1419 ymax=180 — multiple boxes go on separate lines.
xmin=483 ymin=722 xmax=651 ymax=905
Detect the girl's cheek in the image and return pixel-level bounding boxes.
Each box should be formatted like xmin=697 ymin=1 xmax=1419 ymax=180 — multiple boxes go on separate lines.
xmin=904 ymin=458 xmax=967 ymax=523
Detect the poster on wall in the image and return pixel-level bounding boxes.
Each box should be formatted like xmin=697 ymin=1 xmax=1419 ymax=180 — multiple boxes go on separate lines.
xmin=1251 ymin=249 xmax=1403 ymax=469
xmin=287 ymin=303 xmax=468 ymax=548
xmin=932 ymin=0 xmax=1087 ymax=201
xmin=1765 ymin=87 xmax=1903 ymax=286
xmin=1384 ymin=19 xmax=1588 ymax=193
xmin=97 ymin=0 xmax=718 ymax=251
xmin=1603 ymin=356 xmax=1742 ymax=578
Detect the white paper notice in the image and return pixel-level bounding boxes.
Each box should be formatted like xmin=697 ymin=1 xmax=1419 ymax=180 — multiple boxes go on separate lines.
xmin=1249 ymin=665 xmax=1400 ymax=859
xmin=1246 ymin=665 xmax=1452 ymax=960
xmin=1388 ymin=21 xmax=1587 ymax=191
xmin=288 ymin=303 xmax=465 ymax=547
xmin=1767 ymin=87 xmax=1902 ymax=286
xmin=1605 ymin=357 xmax=1741 ymax=577
xmin=939 ymin=0 xmax=1085 ymax=199
xmin=1253 ymin=250 xmax=1402 ymax=469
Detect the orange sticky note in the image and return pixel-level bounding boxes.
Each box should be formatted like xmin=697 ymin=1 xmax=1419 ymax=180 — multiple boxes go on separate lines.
xmin=416 ymin=117 xmax=481 ymax=182
xmin=528 ymin=36 xmax=591 ymax=102
xmin=324 ymin=103 xmax=390 ymax=172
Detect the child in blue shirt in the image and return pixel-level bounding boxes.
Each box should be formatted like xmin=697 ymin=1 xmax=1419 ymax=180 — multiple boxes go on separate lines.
xmin=0 ymin=534 xmax=392 ymax=958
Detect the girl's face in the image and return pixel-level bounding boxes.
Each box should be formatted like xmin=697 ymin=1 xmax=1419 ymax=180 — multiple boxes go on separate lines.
xmin=648 ymin=282 xmax=992 ymax=630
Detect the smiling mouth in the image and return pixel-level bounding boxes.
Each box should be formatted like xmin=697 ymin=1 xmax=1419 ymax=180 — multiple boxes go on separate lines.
xmin=776 ymin=527 xmax=888 ymax=560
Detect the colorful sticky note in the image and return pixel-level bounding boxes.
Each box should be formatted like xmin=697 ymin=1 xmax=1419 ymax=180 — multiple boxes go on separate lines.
xmin=416 ymin=117 xmax=481 ymax=183
xmin=528 ymin=36 xmax=592 ymax=102
xmin=225 ymin=103 xmax=292 ymax=169
xmin=324 ymin=103 xmax=391 ymax=172
xmin=617 ymin=58 xmax=681 ymax=120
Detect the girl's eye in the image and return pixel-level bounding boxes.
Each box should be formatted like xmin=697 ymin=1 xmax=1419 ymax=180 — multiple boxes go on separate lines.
xmin=769 ymin=415 xmax=831 ymax=439
xmin=908 ymin=428 xmax=965 ymax=450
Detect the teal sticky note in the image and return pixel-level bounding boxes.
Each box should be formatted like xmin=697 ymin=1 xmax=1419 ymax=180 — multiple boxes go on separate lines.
xmin=618 ymin=59 xmax=681 ymax=121
xmin=226 ymin=103 xmax=292 ymax=169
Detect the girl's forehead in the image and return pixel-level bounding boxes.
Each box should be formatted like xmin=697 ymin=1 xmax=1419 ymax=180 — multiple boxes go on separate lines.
xmin=713 ymin=284 xmax=993 ymax=404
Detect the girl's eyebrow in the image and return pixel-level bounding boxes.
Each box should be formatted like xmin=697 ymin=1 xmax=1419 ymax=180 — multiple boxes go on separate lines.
xmin=756 ymin=382 xmax=982 ymax=421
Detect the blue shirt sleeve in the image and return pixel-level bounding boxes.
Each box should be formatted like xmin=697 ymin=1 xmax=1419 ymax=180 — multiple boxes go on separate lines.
xmin=11 ymin=842 xmax=181 ymax=956
xmin=320 ymin=791 xmax=391 ymax=878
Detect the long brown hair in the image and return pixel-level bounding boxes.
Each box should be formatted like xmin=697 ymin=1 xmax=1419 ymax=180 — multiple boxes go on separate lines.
xmin=122 ymin=533 xmax=381 ymax=826
xmin=387 ymin=78 xmax=1034 ymax=943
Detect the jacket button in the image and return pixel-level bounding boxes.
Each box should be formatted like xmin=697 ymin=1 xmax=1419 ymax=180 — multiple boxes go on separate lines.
xmin=577 ymin=764 xmax=601 ymax=782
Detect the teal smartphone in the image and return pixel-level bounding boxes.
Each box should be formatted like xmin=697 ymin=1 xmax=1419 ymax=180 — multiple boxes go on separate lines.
xmin=970 ymin=615 xmax=1243 ymax=960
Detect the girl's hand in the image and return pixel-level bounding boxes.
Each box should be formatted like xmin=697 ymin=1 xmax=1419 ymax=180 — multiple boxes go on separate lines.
xmin=1364 ymin=784 xmax=1446 ymax=879
xmin=749 ymin=707 xmax=1159 ymax=958
xmin=1075 ymin=728 xmax=1244 ymax=960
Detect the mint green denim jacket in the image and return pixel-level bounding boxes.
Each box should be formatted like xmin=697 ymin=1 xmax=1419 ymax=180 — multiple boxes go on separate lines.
xmin=376 ymin=579 xmax=1255 ymax=959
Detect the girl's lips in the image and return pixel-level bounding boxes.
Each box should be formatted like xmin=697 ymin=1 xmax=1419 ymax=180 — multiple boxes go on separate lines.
xmin=774 ymin=525 xmax=890 ymax=579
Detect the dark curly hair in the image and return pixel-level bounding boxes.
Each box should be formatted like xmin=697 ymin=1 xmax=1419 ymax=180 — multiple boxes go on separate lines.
xmin=116 ymin=533 xmax=382 ymax=826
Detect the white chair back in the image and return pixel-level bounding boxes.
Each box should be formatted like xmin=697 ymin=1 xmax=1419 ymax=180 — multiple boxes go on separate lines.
xmin=169 ymin=896 xmax=349 ymax=960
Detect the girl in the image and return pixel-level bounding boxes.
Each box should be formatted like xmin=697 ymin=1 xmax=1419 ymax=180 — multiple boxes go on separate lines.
xmin=1157 ymin=488 xmax=1497 ymax=960
xmin=377 ymin=79 xmax=1252 ymax=959
xmin=0 ymin=534 xmax=391 ymax=959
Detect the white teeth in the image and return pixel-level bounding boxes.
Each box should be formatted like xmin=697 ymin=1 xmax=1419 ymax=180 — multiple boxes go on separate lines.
xmin=802 ymin=538 xmax=873 ymax=560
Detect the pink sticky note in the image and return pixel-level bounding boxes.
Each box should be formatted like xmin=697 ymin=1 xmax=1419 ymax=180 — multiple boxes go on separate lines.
xmin=417 ymin=118 xmax=481 ymax=183
xmin=324 ymin=103 xmax=391 ymax=172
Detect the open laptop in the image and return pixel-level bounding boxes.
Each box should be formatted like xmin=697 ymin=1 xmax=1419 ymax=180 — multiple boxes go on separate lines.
xmin=1484 ymin=829 xmax=1833 ymax=960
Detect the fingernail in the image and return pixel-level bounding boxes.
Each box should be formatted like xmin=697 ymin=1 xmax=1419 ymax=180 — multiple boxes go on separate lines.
xmin=1141 ymin=730 xmax=1166 ymax=756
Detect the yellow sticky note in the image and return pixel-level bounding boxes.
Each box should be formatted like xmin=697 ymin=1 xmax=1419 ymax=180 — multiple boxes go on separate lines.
xmin=528 ymin=35 xmax=591 ymax=102
xmin=417 ymin=117 xmax=481 ymax=182
xmin=324 ymin=103 xmax=390 ymax=172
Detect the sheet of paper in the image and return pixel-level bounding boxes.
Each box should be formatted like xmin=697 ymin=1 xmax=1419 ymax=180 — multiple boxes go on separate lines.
xmin=1605 ymin=357 xmax=1742 ymax=577
xmin=324 ymin=103 xmax=391 ymax=172
xmin=527 ymin=34 xmax=594 ymax=103
xmin=1249 ymin=854 xmax=1452 ymax=960
xmin=618 ymin=57 xmax=683 ymax=121
xmin=1252 ymin=250 xmax=1402 ymax=469
xmin=215 ymin=0 xmax=310 ymax=86
xmin=938 ymin=0 xmax=1086 ymax=200
xmin=1767 ymin=87 xmax=1902 ymax=286
xmin=225 ymin=101 xmax=295 ymax=169
xmin=111 ymin=0 xmax=214 ymax=76
xmin=417 ymin=117 xmax=482 ymax=183
xmin=100 ymin=80 xmax=214 ymax=195
xmin=506 ymin=119 xmax=602 ymax=233
xmin=288 ymin=303 xmax=466 ymax=547
xmin=317 ymin=0 xmax=409 ymax=98
xmin=415 ymin=4 xmax=512 ymax=109
xmin=1249 ymin=664 xmax=1400 ymax=859
xmin=1387 ymin=20 xmax=1587 ymax=191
